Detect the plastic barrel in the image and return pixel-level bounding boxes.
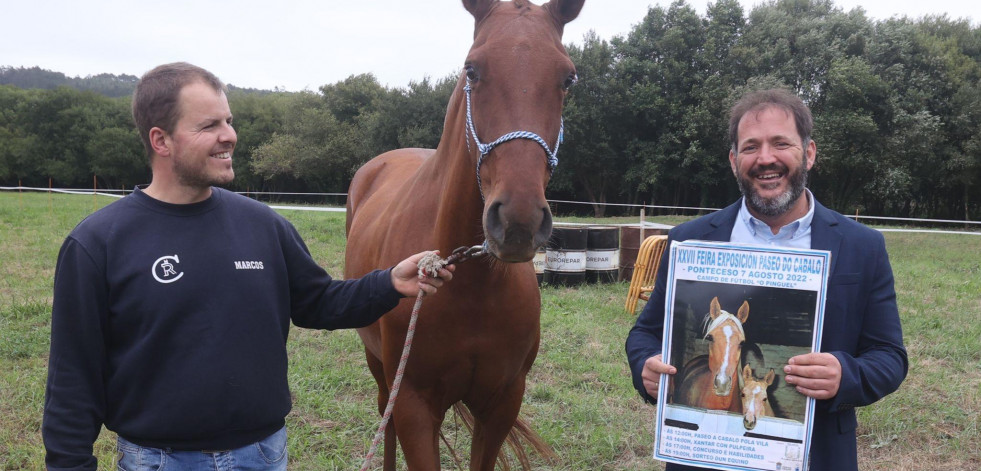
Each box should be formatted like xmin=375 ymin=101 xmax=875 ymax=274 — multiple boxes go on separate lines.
xmin=533 ymin=245 xmax=546 ymax=285
xmin=585 ymin=226 xmax=620 ymax=283
xmin=619 ymin=225 xmax=669 ymax=281
xmin=544 ymin=225 xmax=587 ymax=286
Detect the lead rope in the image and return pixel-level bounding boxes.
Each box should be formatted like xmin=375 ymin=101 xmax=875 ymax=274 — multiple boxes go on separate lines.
xmin=359 ymin=245 xmax=487 ymax=471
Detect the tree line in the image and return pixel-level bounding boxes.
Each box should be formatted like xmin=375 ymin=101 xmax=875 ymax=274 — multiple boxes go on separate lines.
xmin=1 ymin=0 xmax=979 ymax=220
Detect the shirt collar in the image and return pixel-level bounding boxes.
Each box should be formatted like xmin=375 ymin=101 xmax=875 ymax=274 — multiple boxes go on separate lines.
xmin=737 ymin=189 xmax=815 ymax=239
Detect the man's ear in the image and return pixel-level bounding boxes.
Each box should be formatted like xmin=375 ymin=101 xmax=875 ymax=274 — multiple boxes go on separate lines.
xmin=149 ymin=127 xmax=171 ymax=158
xmin=729 ymin=149 xmax=738 ymax=176
xmin=805 ymin=139 xmax=817 ymax=170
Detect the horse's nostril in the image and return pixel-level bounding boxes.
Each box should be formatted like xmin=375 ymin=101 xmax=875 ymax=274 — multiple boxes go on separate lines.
xmin=484 ymin=201 xmax=505 ymax=241
xmin=534 ymin=208 xmax=553 ymax=247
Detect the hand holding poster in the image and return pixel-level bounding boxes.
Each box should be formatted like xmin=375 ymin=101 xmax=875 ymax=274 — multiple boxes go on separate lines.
xmin=654 ymin=240 xmax=830 ymax=471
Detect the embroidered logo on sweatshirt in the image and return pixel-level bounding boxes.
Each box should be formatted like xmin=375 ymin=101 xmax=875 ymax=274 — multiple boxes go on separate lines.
xmin=234 ymin=260 xmax=264 ymax=270
xmin=152 ymin=254 xmax=184 ymax=284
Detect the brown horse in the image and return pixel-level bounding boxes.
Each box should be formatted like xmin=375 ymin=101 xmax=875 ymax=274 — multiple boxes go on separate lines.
xmin=740 ymin=364 xmax=775 ymax=430
xmin=344 ymin=1 xmax=584 ymax=469
xmin=677 ymin=297 xmax=749 ymax=412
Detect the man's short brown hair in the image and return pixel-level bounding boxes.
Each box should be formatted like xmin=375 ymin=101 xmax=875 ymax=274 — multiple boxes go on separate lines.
xmin=728 ymin=88 xmax=813 ymax=153
xmin=132 ymin=62 xmax=226 ymax=159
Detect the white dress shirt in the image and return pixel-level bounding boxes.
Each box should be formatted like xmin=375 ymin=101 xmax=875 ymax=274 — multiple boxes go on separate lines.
xmin=729 ymin=189 xmax=815 ymax=249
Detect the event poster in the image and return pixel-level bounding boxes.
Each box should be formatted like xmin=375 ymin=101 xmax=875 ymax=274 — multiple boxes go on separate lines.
xmin=654 ymin=240 xmax=830 ymax=471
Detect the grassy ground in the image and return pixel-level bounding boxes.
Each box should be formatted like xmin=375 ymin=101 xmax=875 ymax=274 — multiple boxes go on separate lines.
xmin=0 ymin=191 xmax=979 ymax=470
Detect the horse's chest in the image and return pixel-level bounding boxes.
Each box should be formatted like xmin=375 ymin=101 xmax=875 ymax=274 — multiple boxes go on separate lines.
xmin=702 ymin=392 xmax=738 ymax=411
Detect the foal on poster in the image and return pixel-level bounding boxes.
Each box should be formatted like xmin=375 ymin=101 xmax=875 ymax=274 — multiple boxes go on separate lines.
xmin=740 ymin=364 xmax=775 ymax=430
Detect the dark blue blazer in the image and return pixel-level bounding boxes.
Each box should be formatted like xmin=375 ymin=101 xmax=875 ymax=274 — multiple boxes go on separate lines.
xmin=625 ymin=199 xmax=908 ymax=471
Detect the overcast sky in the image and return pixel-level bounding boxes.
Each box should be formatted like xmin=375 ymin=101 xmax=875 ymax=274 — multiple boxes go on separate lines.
xmin=4 ymin=0 xmax=978 ymax=92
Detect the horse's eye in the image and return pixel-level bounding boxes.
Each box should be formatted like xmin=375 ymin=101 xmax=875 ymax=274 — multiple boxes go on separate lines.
xmin=465 ymin=65 xmax=478 ymax=82
xmin=741 ymin=393 xmax=746 ymax=398
xmin=705 ymin=334 xmax=713 ymax=342
xmin=563 ymin=72 xmax=578 ymax=90
xmin=762 ymin=398 xmax=768 ymax=402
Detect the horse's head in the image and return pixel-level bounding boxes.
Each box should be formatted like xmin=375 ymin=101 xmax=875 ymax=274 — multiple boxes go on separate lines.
xmin=703 ymin=297 xmax=749 ymax=397
xmin=740 ymin=365 xmax=775 ymax=430
xmin=459 ymin=0 xmax=583 ymax=262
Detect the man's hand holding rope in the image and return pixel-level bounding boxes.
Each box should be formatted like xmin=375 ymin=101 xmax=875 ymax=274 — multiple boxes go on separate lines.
xmin=391 ymin=251 xmax=456 ymax=297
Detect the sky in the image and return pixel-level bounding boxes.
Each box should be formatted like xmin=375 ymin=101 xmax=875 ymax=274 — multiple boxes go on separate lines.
xmin=3 ymin=0 xmax=978 ymax=92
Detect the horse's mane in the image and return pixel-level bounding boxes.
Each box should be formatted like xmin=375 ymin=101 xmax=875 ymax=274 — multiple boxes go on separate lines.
xmin=700 ymin=310 xmax=745 ymax=339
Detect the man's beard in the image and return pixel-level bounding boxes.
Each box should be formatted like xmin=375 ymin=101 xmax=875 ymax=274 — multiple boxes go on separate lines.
xmin=736 ymin=160 xmax=808 ymax=217
xmin=173 ymin=152 xmax=234 ymax=188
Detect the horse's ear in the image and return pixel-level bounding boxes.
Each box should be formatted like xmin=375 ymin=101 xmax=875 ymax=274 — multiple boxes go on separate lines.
xmin=742 ymin=364 xmax=753 ymax=381
xmin=543 ymin=0 xmax=585 ymax=27
xmin=709 ymin=297 xmax=721 ymax=319
xmin=462 ymin=0 xmax=496 ymax=23
xmin=737 ymin=300 xmax=749 ymax=323
xmin=764 ymin=368 xmax=775 ymax=385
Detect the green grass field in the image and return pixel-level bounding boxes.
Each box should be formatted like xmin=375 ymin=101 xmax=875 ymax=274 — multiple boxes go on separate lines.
xmin=1 ymin=191 xmax=979 ymax=470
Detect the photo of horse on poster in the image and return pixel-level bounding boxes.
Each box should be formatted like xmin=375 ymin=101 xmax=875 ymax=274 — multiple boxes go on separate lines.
xmin=665 ymin=282 xmax=817 ymax=433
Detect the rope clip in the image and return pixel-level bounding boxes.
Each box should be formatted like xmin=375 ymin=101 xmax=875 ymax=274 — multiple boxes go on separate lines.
xmin=416 ymin=244 xmax=487 ymax=279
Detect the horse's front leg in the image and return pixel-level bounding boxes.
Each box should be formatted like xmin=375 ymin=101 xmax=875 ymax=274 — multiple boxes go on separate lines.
xmin=467 ymin=379 xmax=525 ymax=471
xmin=393 ymin=388 xmax=445 ymax=470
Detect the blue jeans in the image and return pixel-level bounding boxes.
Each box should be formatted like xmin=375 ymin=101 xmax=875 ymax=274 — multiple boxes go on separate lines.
xmin=116 ymin=427 xmax=288 ymax=470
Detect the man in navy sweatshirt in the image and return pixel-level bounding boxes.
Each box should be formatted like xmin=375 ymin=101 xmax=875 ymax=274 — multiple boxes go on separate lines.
xmin=42 ymin=62 xmax=454 ymax=470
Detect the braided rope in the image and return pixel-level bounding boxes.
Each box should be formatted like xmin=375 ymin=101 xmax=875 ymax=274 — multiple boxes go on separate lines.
xmin=358 ymin=288 xmax=424 ymax=471
xmin=359 ymin=246 xmax=485 ymax=470
xmin=464 ymin=78 xmax=562 ymax=200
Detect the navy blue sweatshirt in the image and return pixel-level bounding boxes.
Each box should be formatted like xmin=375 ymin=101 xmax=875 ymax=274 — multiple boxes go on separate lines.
xmin=43 ymin=188 xmax=402 ymax=469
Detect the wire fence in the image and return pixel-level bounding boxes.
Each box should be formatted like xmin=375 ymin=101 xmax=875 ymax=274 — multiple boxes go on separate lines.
xmin=3 ymin=186 xmax=979 ymax=235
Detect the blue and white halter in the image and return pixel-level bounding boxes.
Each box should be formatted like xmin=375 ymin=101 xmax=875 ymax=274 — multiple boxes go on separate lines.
xmin=463 ymin=77 xmax=563 ymax=199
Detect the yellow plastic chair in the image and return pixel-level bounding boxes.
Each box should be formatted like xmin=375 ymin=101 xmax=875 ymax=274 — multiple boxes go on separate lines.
xmin=624 ymin=235 xmax=668 ymax=315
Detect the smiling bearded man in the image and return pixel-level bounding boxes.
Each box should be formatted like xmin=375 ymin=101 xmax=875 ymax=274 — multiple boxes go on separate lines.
xmin=626 ymin=88 xmax=907 ymax=471
xmin=734 ymin=145 xmax=809 ymax=218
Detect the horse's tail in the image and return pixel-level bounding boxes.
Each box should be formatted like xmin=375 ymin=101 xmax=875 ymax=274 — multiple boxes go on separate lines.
xmin=505 ymin=414 xmax=559 ymax=470
xmin=446 ymin=402 xmax=558 ymax=471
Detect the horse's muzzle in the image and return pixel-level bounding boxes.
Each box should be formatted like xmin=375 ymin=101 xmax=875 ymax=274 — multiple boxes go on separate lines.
xmin=484 ymin=202 xmax=553 ymax=262
xmin=713 ymin=372 xmax=733 ymax=396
